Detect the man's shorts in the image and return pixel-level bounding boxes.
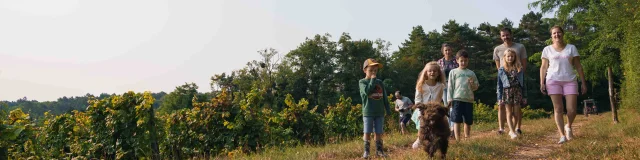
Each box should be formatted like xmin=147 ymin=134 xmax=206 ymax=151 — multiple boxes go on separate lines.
xmin=399 ymin=114 xmax=411 ymax=125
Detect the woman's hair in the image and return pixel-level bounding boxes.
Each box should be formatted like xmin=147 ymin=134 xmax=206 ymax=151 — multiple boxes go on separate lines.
xmin=416 ymin=61 xmax=446 ymax=94
xmin=441 ymin=43 xmax=452 ymax=54
xmin=441 ymin=43 xmax=451 ymax=49
xmin=550 ymin=25 xmax=564 ymax=33
xmin=502 ymin=48 xmax=522 ymax=72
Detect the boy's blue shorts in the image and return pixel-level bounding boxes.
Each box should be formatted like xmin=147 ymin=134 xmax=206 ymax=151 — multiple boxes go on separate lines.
xmin=451 ymin=101 xmax=474 ymax=125
xmin=363 ymin=116 xmax=384 ymax=134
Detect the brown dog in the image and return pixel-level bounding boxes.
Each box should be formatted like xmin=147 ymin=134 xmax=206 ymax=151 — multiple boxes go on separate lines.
xmin=413 ymin=102 xmax=451 ymax=159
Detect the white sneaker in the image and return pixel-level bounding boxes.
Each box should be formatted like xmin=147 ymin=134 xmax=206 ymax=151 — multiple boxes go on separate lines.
xmin=509 ymin=131 xmax=518 ymax=139
xmin=558 ymin=136 xmax=567 ymax=144
xmin=565 ymin=124 xmax=573 ymax=140
xmin=412 ymin=139 xmax=420 ymax=149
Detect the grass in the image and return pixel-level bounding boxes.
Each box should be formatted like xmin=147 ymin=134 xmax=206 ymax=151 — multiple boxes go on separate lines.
xmin=224 ymin=109 xmax=640 ymax=159
xmin=548 ymin=109 xmax=640 ymax=159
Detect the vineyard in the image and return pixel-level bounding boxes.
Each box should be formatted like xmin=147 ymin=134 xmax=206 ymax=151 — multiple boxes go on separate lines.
xmin=0 ymin=88 xmax=551 ymax=159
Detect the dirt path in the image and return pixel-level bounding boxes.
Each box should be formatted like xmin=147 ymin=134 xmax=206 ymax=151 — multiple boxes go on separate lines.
xmin=333 ymin=116 xmax=594 ymax=160
xmin=509 ymin=117 xmax=588 ymax=160
xmin=365 ymin=129 xmax=499 ymax=159
xmin=384 ymin=118 xmax=588 ymax=160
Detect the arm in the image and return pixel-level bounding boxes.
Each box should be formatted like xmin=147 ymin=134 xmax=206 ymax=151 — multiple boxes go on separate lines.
xmin=360 ymin=78 xmax=376 ymax=95
xmin=540 ymin=58 xmax=549 ymax=94
xmin=414 ymin=90 xmax=422 ymax=104
xmin=521 ymin=71 xmax=528 ymax=99
xmin=359 ymin=80 xmax=374 ymax=106
xmin=447 ymin=71 xmax=455 ymax=104
xmin=471 ymin=73 xmax=479 ymax=91
xmin=382 ymin=82 xmax=391 ymax=115
xmin=407 ymin=97 xmax=414 ymax=108
xmin=493 ymin=48 xmax=501 ymax=70
xmin=497 ymin=71 xmax=503 ymax=101
xmin=521 ymin=46 xmax=528 ymax=72
xmin=573 ymin=57 xmax=587 ymax=95
xmin=394 ymin=100 xmax=400 ymax=111
xmin=359 ymin=79 xmax=375 ymax=100
xmin=436 ymin=88 xmax=443 ymax=104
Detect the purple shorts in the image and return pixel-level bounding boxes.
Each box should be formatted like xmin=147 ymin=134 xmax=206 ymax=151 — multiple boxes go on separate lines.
xmin=546 ymin=79 xmax=578 ymax=95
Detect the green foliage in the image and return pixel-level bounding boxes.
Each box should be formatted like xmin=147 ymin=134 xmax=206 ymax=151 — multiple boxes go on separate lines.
xmin=521 ymin=106 xmax=552 ymax=120
xmin=39 ymin=111 xmax=92 ymax=158
xmin=323 ymin=96 xmax=363 ymax=143
xmin=1 ymin=95 xmax=91 ymax=119
xmin=473 ymin=101 xmax=499 ymax=124
xmin=279 ymin=94 xmax=325 ymax=145
xmin=159 ymin=89 xmax=236 ymax=158
xmin=158 ymin=82 xmax=202 ymax=113
xmin=390 ymin=26 xmax=434 ymax=100
xmin=85 ymin=91 xmax=157 ymax=159
xmin=282 ymin=34 xmax=338 ymax=109
xmin=335 ymin=33 xmax=392 ymax=105
xmin=620 ymin=14 xmax=640 ymax=111
xmin=473 ymin=101 xmax=551 ymax=124
xmin=384 ymin=94 xmax=401 ymax=133
xmin=1 ymin=109 xmax=39 ymax=159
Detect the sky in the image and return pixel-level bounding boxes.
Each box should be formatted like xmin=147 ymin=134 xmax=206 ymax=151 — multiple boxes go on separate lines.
xmin=0 ymin=0 xmax=551 ymax=102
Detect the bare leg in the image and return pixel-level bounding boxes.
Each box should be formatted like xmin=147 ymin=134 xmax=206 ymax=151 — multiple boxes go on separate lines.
xmin=413 ymin=131 xmax=421 ymax=149
xmin=464 ymin=124 xmax=471 ymax=139
xmin=565 ymin=95 xmax=578 ymax=128
xmin=363 ymin=133 xmax=370 ymax=141
xmin=550 ymin=95 xmax=566 ymax=137
xmin=516 ymin=105 xmax=523 ymax=130
xmin=498 ymin=103 xmax=506 ymax=132
xmin=514 ymin=104 xmax=522 ymax=130
xmin=454 ymin=123 xmax=461 ymax=141
xmin=400 ymin=122 xmax=407 ymax=135
xmin=375 ymin=133 xmax=383 ymax=141
xmin=505 ymin=104 xmax=515 ymax=132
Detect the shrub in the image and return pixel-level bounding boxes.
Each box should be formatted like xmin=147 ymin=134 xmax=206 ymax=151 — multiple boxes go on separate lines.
xmin=323 ymin=96 xmax=363 ymax=143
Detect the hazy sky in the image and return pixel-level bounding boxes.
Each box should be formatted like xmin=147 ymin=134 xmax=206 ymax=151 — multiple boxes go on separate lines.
xmin=0 ymin=0 xmax=549 ymax=101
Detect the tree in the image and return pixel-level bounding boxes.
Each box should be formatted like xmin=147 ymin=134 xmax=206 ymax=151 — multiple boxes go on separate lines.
xmin=334 ymin=33 xmax=391 ymax=104
xmin=281 ymin=34 xmax=337 ymax=110
xmin=158 ymin=83 xmax=200 ymax=113
xmin=529 ymin=0 xmax=637 ymax=110
xmin=390 ymin=26 xmax=431 ymax=99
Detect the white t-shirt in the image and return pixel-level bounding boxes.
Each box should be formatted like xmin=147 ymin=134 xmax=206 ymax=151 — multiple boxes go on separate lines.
xmin=414 ymin=82 xmax=444 ymax=104
xmin=541 ymin=44 xmax=580 ymax=81
xmin=395 ymin=96 xmax=413 ymax=115
xmin=493 ymin=43 xmax=528 ymax=66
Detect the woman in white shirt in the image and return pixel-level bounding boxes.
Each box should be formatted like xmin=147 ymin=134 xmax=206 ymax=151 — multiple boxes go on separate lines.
xmin=539 ymin=25 xmax=587 ymax=144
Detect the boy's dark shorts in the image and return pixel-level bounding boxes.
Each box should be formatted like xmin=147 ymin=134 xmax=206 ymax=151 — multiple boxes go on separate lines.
xmin=451 ymin=101 xmax=473 ymax=125
xmin=399 ymin=114 xmax=411 ymax=125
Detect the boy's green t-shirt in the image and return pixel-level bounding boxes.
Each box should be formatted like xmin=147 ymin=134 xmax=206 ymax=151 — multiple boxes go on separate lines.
xmin=359 ymin=78 xmax=391 ymax=117
xmin=447 ymin=68 xmax=480 ymax=103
